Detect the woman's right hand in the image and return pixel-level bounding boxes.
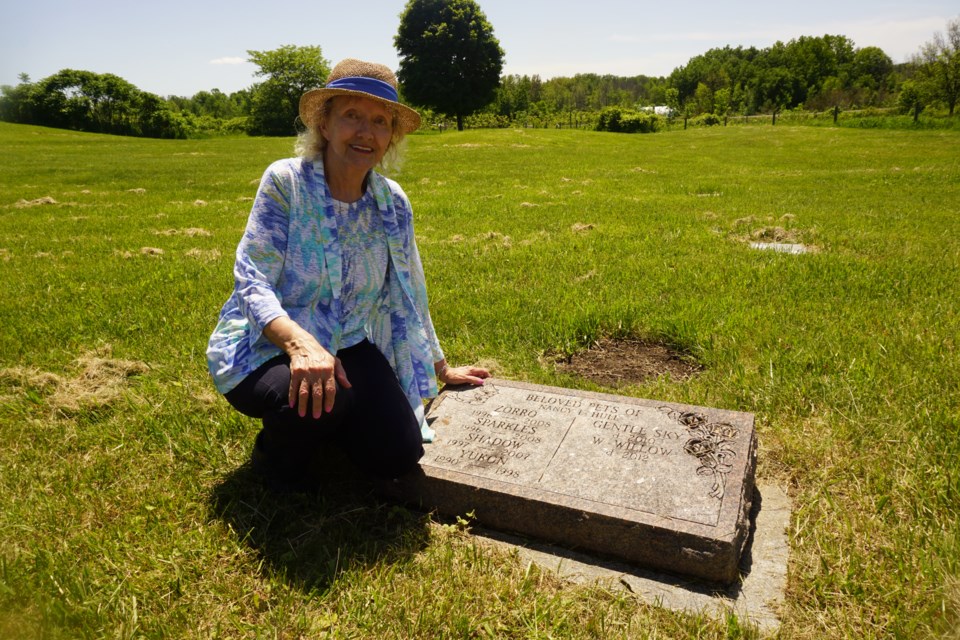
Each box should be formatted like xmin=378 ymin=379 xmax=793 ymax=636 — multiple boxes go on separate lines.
xmin=263 ymin=317 xmax=351 ymax=418
xmin=288 ymin=342 xmax=351 ymax=418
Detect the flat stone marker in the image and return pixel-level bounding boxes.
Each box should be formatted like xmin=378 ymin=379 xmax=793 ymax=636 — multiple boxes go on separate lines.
xmin=387 ymin=379 xmax=757 ymax=584
xmin=749 ymin=241 xmax=809 ymax=254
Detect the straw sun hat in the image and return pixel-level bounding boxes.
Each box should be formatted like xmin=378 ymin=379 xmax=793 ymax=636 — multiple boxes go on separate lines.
xmin=299 ymin=59 xmax=421 ymax=134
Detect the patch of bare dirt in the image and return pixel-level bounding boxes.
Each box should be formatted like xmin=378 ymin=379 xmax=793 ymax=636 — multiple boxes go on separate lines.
xmin=555 ymin=337 xmax=701 ymax=387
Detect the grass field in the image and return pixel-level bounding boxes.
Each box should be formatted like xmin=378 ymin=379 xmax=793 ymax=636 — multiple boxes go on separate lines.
xmin=0 ymin=120 xmax=957 ymax=638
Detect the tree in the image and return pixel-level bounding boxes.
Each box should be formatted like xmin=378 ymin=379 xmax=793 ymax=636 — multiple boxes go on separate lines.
xmin=0 ymin=74 xmax=36 ymax=123
xmin=247 ymin=45 xmax=330 ymax=136
xmin=28 ymin=69 xmax=141 ymax=134
xmin=784 ymin=35 xmax=855 ymax=105
xmin=755 ymin=65 xmax=795 ymax=114
xmin=137 ymin=92 xmax=191 ymax=138
xmin=713 ymin=87 xmax=731 ymax=117
xmin=915 ymin=17 xmax=960 ymax=116
xmin=395 ymin=0 xmax=505 ymax=130
xmin=664 ymin=87 xmax=680 ymax=114
xmin=0 ymin=68 xmax=191 ymax=138
xmin=897 ymin=80 xmax=925 ymax=122
xmin=668 ymin=45 xmax=760 ymax=107
xmin=853 ymin=46 xmax=894 ymax=91
xmin=693 ymin=82 xmax=713 ymax=114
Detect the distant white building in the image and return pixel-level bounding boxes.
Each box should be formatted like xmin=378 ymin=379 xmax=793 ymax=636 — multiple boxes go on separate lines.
xmin=640 ymin=105 xmax=676 ymax=117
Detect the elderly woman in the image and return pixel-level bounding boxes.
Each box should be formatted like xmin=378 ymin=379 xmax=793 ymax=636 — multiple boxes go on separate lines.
xmin=207 ymin=59 xmax=489 ymax=488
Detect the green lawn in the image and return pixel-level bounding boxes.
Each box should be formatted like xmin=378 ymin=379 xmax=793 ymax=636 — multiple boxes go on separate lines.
xmin=0 ymin=121 xmax=957 ymax=638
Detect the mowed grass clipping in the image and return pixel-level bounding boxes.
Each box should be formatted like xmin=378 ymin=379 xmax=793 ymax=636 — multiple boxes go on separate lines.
xmin=0 ymin=120 xmax=957 ymax=638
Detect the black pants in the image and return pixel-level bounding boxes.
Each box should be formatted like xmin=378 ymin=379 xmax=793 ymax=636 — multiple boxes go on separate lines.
xmin=224 ymin=340 xmax=424 ymax=483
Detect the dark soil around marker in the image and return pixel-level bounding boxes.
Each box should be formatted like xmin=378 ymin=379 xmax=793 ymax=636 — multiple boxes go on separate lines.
xmin=556 ymin=337 xmax=702 ymax=387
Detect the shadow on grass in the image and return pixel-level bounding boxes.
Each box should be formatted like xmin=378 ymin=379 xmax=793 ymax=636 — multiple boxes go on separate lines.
xmin=207 ymin=453 xmax=431 ymax=593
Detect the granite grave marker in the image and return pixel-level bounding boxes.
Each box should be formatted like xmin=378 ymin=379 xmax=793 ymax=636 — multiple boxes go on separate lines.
xmin=386 ymin=379 xmax=757 ymax=583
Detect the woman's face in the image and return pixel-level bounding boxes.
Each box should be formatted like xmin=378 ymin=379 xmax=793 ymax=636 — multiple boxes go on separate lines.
xmin=321 ymin=96 xmax=395 ymax=179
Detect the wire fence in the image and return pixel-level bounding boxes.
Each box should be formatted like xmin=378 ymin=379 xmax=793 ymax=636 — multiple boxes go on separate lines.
xmin=439 ymin=107 xmax=957 ymax=132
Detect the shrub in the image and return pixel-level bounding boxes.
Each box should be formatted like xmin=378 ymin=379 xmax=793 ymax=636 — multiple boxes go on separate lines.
xmin=221 ymin=117 xmax=250 ymax=135
xmin=690 ymin=113 xmax=722 ymax=127
xmin=464 ymin=112 xmax=511 ymax=129
xmin=596 ymin=107 xmax=660 ymax=133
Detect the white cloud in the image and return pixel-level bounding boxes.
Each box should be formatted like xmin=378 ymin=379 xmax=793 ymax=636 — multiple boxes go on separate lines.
xmin=209 ymin=56 xmax=246 ymax=65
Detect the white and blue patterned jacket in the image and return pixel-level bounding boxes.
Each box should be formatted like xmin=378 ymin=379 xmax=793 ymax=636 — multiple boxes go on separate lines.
xmin=207 ymin=157 xmax=444 ymax=440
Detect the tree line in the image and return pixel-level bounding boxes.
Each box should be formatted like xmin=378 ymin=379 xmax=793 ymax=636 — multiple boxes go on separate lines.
xmin=482 ymin=22 xmax=958 ymax=130
xmin=0 ymin=69 xmax=196 ymax=138
xmin=0 ymin=44 xmax=324 ymax=139
xmin=1 ymin=3 xmax=956 ymax=138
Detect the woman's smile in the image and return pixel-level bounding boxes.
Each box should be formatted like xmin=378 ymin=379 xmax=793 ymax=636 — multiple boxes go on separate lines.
xmin=322 ymin=95 xmax=395 ymax=189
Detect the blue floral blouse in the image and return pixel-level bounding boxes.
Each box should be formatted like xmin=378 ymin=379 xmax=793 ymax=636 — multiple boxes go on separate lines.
xmin=206 ymin=157 xmax=444 ymax=440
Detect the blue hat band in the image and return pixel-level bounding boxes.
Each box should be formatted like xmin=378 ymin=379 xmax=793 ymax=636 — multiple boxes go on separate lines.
xmin=325 ymin=76 xmax=399 ymax=103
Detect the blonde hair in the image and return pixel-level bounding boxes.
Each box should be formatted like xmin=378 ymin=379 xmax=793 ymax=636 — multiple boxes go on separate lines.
xmin=295 ymin=96 xmax=406 ymax=174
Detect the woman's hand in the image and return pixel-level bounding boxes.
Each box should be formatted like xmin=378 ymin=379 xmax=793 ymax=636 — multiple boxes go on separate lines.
xmin=263 ymin=317 xmax=351 ymax=418
xmin=436 ymin=362 xmax=491 ymax=387
xmin=288 ymin=343 xmax=351 ymax=418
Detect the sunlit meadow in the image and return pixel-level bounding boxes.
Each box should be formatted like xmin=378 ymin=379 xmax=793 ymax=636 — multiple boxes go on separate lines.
xmin=0 ymin=121 xmax=957 ymax=638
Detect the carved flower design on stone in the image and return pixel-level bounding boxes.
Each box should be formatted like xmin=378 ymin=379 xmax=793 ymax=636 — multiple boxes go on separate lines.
xmin=677 ymin=412 xmax=707 ymax=428
xmin=708 ymin=422 xmax=741 ymax=440
xmin=660 ymin=407 xmax=739 ymax=500
xmin=684 ymin=438 xmax=717 ymax=458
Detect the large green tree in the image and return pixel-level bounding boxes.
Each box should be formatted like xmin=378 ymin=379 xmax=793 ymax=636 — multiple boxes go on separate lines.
xmin=395 ymin=0 xmax=504 ymax=130
xmin=247 ymin=45 xmax=330 ymax=136
xmin=30 ymin=69 xmax=140 ymax=132
xmin=915 ymin=17 xmax=960 ymax=116
xmin=0 ymin=73 xmax=36 ymax=124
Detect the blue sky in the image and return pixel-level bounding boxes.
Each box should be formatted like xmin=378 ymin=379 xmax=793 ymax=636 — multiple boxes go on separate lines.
xmin=2 ymin=0 xmax=956 ymax=97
